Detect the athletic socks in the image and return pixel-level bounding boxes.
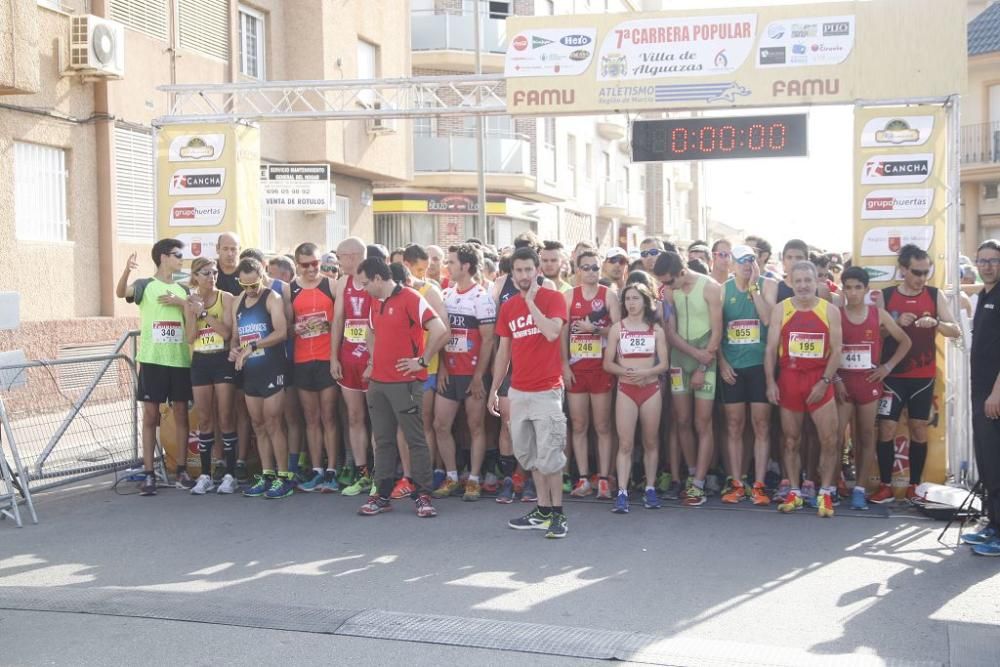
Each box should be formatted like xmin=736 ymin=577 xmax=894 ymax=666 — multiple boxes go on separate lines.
xmin=222 ymin=432 xmax=238 ymax=475
xmin=197 ymin=432 xmax=214 ymax=475
xmin=909 ymin=441 xmax=927 ymax=484
xmin=876 ymin=440 xmax=894 ymax=483
xmin=447 ymin=470 xmax=459 ymax=482
xmin=552 ymin=505 xmax=563 ymax=516
xmin=288 ymin=453 xmax=301 ymax=475
xmin=499 ymin=455 xmax=517 ymax=479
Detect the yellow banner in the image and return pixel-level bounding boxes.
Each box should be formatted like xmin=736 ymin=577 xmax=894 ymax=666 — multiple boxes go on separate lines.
xmin=155 ymin=123 xmax=261 ymax=260
xmin=852 ymin=104 xmax=949 ymax=489
xmin=504 ymin=0 xmax=964 ymax=115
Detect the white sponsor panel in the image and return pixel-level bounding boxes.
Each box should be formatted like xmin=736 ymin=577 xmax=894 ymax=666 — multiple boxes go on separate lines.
xmin=260 ymin=164 xmax=333 ymax=210
xmin=167 ymin=134 xmax=226 ymax=162
xmin=860 ymin=116 xmax=934 ymax=147
xmin=861 ymin=154 xmax=934 ymax=185
xmin=505 ymin=28 xmax=598 ymax=77
xmin=169 ymin=168 xmax=226 ymax=195
xmin=860 ymin=226 xmax=934 ymax=256
xmin=175 ymin=233 xmax=218 ymax=260
xmin=755 ymin=15 xmax=854 ymax=68
xmin=169 ymin=199 xmax=227 ymax=227
xmin=596 ymin=15 xmax=756 ymax=81
xmin=861 ymin=265 xmax=899 ymax=283
xmin=861 ymin=188 xmax=934 ymax=220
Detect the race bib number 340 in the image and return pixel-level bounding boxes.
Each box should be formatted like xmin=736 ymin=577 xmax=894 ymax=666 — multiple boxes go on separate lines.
xmin=152 ymin=321 xmax=183 ymax=344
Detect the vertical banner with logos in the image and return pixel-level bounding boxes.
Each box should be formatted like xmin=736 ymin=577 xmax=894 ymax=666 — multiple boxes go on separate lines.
xmin=156 ymin=123 xmax=261 ymax=260
xmin=852 ymin=105 xmax=948 ymax=491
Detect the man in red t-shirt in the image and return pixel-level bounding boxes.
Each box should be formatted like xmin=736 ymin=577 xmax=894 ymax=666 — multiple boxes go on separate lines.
xmin=489 ymin=247 xmax=569 ymax=538
xmin=354 ymin=258 xmax=448 ymax=518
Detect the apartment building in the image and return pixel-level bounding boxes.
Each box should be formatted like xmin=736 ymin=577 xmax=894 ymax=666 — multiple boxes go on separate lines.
xmin=0 ymin=0 xmax=410 ymax=356
xmin=962 ymin=1 xmax=1000 ymax=256
xmin=374 ymin=0 xmax=702 ymax=251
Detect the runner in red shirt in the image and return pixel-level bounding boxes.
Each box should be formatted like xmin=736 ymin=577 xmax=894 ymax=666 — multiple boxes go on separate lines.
xmin=489 ymin=247 xmax=569 ymax=538
xmin=355 ymin=257 xmax=447 ymax=518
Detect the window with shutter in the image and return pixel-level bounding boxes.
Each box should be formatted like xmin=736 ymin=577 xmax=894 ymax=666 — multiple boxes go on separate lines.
xmin=109 ymin=0 xmax=168 ymax=40
xmin=14 ymin=142 xmax=68 ymax=243
xmin=238 ymin=5 xmax=266 ymax=79
xmin=179 ymin=0 xmax=230 ymax=62
xmin=114 ymin=127 xmax=155 ymax=243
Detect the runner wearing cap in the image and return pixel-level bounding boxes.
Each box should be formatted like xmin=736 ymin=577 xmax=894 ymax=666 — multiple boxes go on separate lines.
xmin=320 ymin=252 xmax=340 ymax=281
xmin=603 ymin=247 xmax=628 ymax=292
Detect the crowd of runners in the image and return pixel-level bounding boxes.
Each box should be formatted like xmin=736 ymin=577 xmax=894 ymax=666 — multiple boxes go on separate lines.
xmin=115 ymin=230 xmax=1000 ymax=550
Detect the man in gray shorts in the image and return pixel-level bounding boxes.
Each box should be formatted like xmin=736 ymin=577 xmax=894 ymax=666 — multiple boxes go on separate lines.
xmin=489 ymin=247 xmax=569 ymax=538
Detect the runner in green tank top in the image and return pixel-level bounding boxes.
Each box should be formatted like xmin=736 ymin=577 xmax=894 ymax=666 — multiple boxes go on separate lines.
xmin=718 ymin=246 xmax=779 ymax=505
xmin=115 ymin=239 xmax=194 ymax=496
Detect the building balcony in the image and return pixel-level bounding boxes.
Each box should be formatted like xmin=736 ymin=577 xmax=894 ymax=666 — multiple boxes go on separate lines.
xmin=412 ymin=132 xmax=537 ymax=193
xmin=411 ymin=12 xmax=507 ymax=73
xmin=596 ymin=116 xmax=627 ymax=141
xmin=622 ymin=191 xmax=646 ymax=225
xmin=961 ymin=121 xmax=1000 ymax=178
xmin=598 ymin=180 xmax=627 ymax=219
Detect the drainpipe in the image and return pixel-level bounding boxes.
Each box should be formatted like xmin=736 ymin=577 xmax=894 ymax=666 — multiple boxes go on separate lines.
xmin=92 ymin=0 xmax=115 ymax=317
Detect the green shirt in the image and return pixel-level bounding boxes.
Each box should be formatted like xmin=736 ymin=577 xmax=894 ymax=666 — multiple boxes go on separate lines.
xmin=135 ymin=278 xmax=191 ymax=368
xmin=721 ymin=277 xmax=767 ymax=369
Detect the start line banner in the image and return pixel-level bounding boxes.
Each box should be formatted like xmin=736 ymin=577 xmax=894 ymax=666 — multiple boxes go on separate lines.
xmin=503 ymin=0 xmax=965 ymax=114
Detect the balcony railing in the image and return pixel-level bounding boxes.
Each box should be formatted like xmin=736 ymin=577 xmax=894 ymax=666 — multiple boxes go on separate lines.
xmin=414 ymin=132 xmax=531 ymax=175
xmin=411 ymin=11 xmax=507 ymax=54
xmin=961 ymin=121 xmax=1000 ymax=165
xmin=601 ymin=180 xmax=626 ymax=208
xmin=628 ymin=190 xmax=646 ymax=219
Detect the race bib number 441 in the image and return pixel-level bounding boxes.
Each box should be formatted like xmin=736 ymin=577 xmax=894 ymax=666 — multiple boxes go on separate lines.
xmin=841 ymin=344 xmax=873 ymax=370
xmin=788 ymin=332 xmax=825 ymax=358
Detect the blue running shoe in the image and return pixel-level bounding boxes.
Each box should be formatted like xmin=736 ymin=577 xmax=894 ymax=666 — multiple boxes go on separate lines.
xmin=432 ymin=469 xmax=447 ymax=490
xmin=643 ymin=488 xmax=662 ymax=509
xmin=851 ymin=486 xmax=869 ymax=511
xmin=961 ymin=525 xmax=998 ymax=546
xmin=265 ymin=477 xmax=295 ymax=499
xmin=801 ymin=481 xmax=817 ymax=508
xmin=243 ymin=475 xmax=271 ymax=498
xmin=320 ymin=471 xmax=340 ymax=494
xmin=612 ymin=492 xmax=629 ymax=514
xmin=496 ymin=476 xmax=514 ymax=504
xmin=299 ymin=470 xmax=325 ymax=493
xmin=972 ymin=537 xmax=1000 ymax=556
xmin=521 ymin=478 xmax=538 ymax=503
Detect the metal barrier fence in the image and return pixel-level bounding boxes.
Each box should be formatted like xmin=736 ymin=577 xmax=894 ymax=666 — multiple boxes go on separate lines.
xmin=0 ymin=331 xmax=141 ymax=506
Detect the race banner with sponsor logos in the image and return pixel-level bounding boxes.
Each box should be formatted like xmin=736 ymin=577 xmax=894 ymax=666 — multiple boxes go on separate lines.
xmin=156 ymin=123 xmax=260 ymax=260
xmin=853 ymin=104 xmax=949 ymax=491
xmin=502 ymin=0 xmax=964 ymax=114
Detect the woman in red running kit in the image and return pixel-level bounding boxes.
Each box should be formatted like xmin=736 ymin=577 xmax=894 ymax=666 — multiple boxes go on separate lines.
xmin=835 ymin=267 xmax=911 ymax=507
xmin=604 ymin=284 xmax=669 ymax=513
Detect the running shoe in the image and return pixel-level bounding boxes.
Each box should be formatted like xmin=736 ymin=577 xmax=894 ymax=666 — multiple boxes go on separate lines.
xmin=139 ymin=474 xmax=157 ymax=496
xmin=800 ymin=480 xmax=817 ymax=508
xmin=190 ymin=474 xmax=215 ymax=495
xmin=299 ymin=470 xmax=325 ymax=493
xmin=234 ymin=462 xmax=249 ymax=484
xmin=265 ymin=477 xmax=295 ymax=499
xmin=432 ymin=469 xmax=447 ymax=490
xmin=596 ymin=478 xmax=612 ymax=500
xmin=817 ymin=492 xmax=835 ymax=518
xmin=341 ymin=474 xmax=373 ymax=497
xmin=773 ymin=478 xmax=791 ymax=504
xmin=764 ymin=470 xmax=781 ymax=493
xmin=682 ymin=483 xmax=706 ymax=507
xmin=778 ymin=490 xmax=803 ymax=513
xmin=655 ymin=472 xmax=672 ymax=494
xmin=508 ymin=507 xmax=551 ymax=530
xmin=431 ymin=477 xmax=462 ymax=499
xmin=905 ymin=483 xmax=923 ymax=505
xmin=512 ymin=472 xmax=525 ymax=495
xmin=174 ymin=470 xmax=196 ymax=490
xmin=337 ymin=465 xmax=356 ymax=488
xmin=521 ymin=478 xmax=538 ymax=503
xmin=391 ymin=477 xmax=416 ymax=500
xmin=243 ymin=475 xmax=271 ymax=498
xmin=212 ymin=461 xmax=227 ymax=483
xmin=216 ymin=474 xmax=238 ymax=495
xmin=320 ymin=471 xmax=340 ymax=494
xmin=643 ymin=488 xmax=662 ymax=509
xmin=868 ymin=483 xmax=895 ymax=504
xmin=721 ymin=476 xmax=734 ymax=497
xmin=722 ymin=480 xmax=745 ymax=504
xmin=570 ymin=478 xmax=592 ymax=498
xmin=961 ymin=526 xmax=998 ymax=546
xmin=496 ymin=477 xmax=515 ymax=504
xmin=463 ymin=479 xmax=482 ymax=502
xmin=837 ymin=479 xmax=851 ymax=501
xmin=415 ymin=493 xmax=437 ymax=518
xmin=612 ymin=492 xmax=629 ymax=514
xmin=705 ymin=474 xmax=722 ymax=496
xmin=850 ymin=486 xmax=869 ymax=511
xmin=358 ymin=495 xmax=392 ymax=516
xmin=563 ymin=474 xmax=572 ymax=494
xmin=972 ymin=537 xmax=1000 ymax=556
xmin=750 ymin=481 xmax=770 ymax=506
xmin=482 ymin=472 xmax=499 ymax=494
xmin=545 ymin=512 xmax=568 ymax=539
xmin=662 ymin=479 xmax=682 ymax=501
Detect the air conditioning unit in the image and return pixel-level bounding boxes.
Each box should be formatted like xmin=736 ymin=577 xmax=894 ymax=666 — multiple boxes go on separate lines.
xmin=69 ymin=15 xmax=125 ymax=79
xmin=366 ymin=117 xmax=397 ymax=136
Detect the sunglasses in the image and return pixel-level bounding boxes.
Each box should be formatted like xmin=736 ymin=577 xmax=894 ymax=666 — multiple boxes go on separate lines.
xmin=976 ymin=258 xmax=1000 ymax=267
xmin=907 ymin=268 xmax=930 ymax=277
xmin=321 ymin=264 xmax=340 ymax=273
xmin=713 ymin=251 xmax=731 ymax=259
xmin=579 ymin=264 xmax=601 ymax=272
xmin=735 ymin=256 xmax=755 ymax=265
xmin=640 ymin=249 xmax=661 ymax=258
xmin=298 ymin=260 xmax=320 ymax=269
xmin=238 ymin=278 xmax=262 ymax=288
xmin=606 ymin=257 xmax=628 ymax=265
xmin=197 ymin=269 xmax=219 ymax=277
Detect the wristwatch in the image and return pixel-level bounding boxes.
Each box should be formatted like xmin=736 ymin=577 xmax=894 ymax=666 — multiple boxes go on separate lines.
xmin=821 ymin=376 xmax=833 ymax=384
xmin=697 ymin=363 xmax=710 ymax=372
xmin=199 ymin=310 xmax=208 ymax=319
xmin=417 ymin=357 xmax=428 ymax=368
xmin=250 ymin=341 xmax=258 ymax=353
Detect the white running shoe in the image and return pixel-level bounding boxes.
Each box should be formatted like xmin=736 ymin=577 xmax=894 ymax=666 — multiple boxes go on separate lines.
xmin=216 ymin=474 xmax=238 ymax=494
xmin=191 ymin=474 xmax=215 ymax=495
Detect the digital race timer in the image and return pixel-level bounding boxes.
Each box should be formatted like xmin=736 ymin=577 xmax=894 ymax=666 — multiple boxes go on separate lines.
xmin=631 ymin=114 xmax=808 ymax=162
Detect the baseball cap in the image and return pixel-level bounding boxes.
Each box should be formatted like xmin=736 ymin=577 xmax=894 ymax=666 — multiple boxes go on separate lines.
xmin=731 ymin=245 xmax=757 ymax=263
xmin=605 ymin=247 xmax=628 ymax=261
